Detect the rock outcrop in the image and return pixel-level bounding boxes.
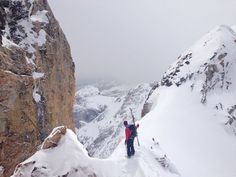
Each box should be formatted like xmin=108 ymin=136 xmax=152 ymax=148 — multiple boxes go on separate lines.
xmin=12 ymin=127 xmax=98 ymax=177
xmin=41 ymin=126 xmax=67 ymax=150
xmin=0 ymin=0 xmax=75 ymax=176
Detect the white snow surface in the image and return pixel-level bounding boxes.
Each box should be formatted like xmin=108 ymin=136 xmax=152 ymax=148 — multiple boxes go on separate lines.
xmin=37 ymin=29 xmax=47 ymax=47
xmin=25 ymin=56 xmax=36 ymax=65
xmin=232 ymin=25 xmax=236 ymax=33
xmin=33 ymin=87 xmax=41 ymax=103
xmin=30 ymin=10 xmax=49 ymax=23
xmin=32 ymin=72 xmax=45 ymax=79
xmin=75 ymin=85 xmax=100 ymax=98
xmin=12 ymin=128 xmax=178 ymax=177
xmin=2 ymin=36 xmax=19 ymax=48
xmin=140 ymin=85 xmax=236 ymax=177
xmin=0 ymin=166 xmax=4 ymax=176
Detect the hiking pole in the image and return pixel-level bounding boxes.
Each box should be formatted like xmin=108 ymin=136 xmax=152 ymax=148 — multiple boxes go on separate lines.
xmin=129 ymin=108 xmax=140 ymax=146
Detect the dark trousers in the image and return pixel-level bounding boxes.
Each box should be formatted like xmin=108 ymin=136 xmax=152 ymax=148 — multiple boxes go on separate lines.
xmin=127 ymin=138 xmax=135 ymax=157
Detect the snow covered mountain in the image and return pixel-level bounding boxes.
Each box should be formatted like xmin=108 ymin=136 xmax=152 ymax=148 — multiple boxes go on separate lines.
xmin=74 ymin=82 xmax=154 ymax=158
xmin=160 ymin=25 xmax=236 ymax=133
xmin=12 ymin=25 xmax=236 ymax=177
xmin=142 ymin=25 xmax=236 ymax=177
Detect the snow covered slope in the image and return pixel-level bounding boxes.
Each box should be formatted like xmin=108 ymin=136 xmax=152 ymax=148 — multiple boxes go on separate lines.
xmin=141 ymin=25 xmax=236 ymax=177
xmin=232 ymin=25 xmax=236 ymax=33
xmin=74 ymin=82 xmax=153 ymax=158
xmin=12 ymin=127 xmax=179 ymax=177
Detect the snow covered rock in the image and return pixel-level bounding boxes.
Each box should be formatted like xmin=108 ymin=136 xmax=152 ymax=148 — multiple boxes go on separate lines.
xmin=74 ymin=82 xmax=153 ymax=158
xmin=12 ymin=127 xmax=96 ymax=177
xmin=41 ymin=126 xmax=67 ymax=149
xmin=0 ymin=0 xmax=75 ymax=176
xmin=12 ymin=127 xmax=179 ymax=177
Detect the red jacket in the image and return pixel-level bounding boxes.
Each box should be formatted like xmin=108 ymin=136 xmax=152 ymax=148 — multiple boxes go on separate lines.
xmin=125 ymin=124 xmax=139 ymax=141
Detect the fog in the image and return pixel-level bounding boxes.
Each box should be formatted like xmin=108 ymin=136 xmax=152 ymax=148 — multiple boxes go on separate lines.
xmin=48 ymin=0 xmax=236 ymax=85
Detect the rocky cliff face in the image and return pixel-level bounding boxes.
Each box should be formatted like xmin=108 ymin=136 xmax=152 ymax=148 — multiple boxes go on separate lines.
xmin=0 ymin=0 xmax=75 ymax=176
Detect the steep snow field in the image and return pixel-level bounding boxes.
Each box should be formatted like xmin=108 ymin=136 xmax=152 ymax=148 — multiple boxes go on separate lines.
xmin=139 ymin=25 xmax=236 ymax=177
xmin=139 ymin=84 xmax=236 ymax=177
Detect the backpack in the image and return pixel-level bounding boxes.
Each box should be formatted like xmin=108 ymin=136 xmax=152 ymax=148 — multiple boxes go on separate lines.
xmin=128 ymin=124 xmax=137 ymax=138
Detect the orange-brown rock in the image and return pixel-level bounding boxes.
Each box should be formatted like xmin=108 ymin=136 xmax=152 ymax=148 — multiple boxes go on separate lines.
xmin=41 ymin=126 xmax=67 ymax=149
xmin=0 ymin=0 xmax=75 ymax=176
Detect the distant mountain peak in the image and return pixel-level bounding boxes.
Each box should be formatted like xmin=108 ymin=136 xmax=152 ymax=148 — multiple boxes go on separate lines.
xmin=161 ymin=25 xmax=236 ymax=103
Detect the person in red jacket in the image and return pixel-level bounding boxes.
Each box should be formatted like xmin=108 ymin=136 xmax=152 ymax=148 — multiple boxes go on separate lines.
xmin=124 ymin=120 xmax=139 ymax=158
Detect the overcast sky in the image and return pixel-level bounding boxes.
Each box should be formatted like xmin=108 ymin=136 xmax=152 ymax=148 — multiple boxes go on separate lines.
xmin=48 ymin=0 xmax=236 ymax=85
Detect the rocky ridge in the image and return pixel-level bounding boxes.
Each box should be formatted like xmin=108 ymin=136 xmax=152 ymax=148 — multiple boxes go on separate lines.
xmin=150 ymin=25 xmax=236 ymax=134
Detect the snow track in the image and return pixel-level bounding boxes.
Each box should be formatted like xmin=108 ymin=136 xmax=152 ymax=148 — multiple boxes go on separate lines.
xmin=111 ymin=138 xmax=179 ymax=177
